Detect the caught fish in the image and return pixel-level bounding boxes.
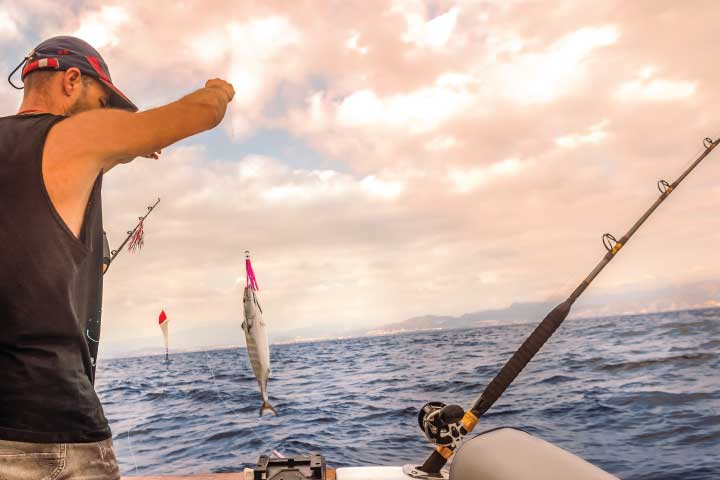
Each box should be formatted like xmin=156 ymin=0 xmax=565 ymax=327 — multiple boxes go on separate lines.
xmin=242 ymin=254 xmax=277 ymax=416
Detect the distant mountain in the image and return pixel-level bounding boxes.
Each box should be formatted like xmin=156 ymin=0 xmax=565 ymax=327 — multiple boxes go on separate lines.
xmin=366 ymin=301 xmax=556 ymax=335
xmin=368 ymin=279 xmax=720 ymax=336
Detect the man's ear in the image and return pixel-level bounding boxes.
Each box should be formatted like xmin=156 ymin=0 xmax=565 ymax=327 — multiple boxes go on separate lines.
xmin=62 ymin=68 xmax=83 ymax=97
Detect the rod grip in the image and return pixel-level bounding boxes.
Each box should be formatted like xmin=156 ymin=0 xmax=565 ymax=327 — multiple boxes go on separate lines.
xmin=473 ymin=300 xmax=572 ymax=417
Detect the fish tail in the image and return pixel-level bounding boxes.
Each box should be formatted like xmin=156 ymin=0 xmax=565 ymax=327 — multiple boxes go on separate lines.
xmin=259 ymin=400 xmax=277 ymax=416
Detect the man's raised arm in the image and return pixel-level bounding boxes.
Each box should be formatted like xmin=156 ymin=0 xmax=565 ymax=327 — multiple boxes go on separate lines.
xmin=48 ymin=78 xmax=235 ymax=170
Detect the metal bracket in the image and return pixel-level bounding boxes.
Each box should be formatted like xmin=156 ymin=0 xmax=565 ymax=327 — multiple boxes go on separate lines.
xmin=402 ymin=464 xmax=449 ymax=479
xmin=253 ymin=454 xmax=325 ymax=480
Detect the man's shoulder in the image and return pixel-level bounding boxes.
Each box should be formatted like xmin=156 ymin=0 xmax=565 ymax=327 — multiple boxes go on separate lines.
xmin=0 ymin=112 xmax=63 ymax=122
xmin=0 ymin=114 xmax=66 ymax=148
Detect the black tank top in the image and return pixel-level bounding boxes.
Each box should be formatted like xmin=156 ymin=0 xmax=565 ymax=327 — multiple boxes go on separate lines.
xmin=0 ymin=113 xmax=110 ymax=443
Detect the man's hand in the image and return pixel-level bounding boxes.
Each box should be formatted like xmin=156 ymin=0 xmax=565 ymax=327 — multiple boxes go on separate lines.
xmin=200 ymin=79 xmax=235 ymax=126
xmin=205 ymin=79 xmax=235 ymax=103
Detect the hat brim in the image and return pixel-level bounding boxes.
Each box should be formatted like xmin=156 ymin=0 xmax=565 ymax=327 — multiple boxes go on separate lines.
xmin=98 ymin=78 xmax=138 ymax=112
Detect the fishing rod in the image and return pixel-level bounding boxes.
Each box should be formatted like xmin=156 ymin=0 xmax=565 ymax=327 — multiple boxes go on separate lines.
xmin=412 ymin=136 xmax=719 ymax=477
xmin=104 ymin=198 xmax=161 ymax=274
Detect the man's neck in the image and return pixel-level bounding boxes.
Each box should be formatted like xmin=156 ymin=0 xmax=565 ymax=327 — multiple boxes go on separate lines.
xmin=17 ymin=98 xmax=65 ymax=116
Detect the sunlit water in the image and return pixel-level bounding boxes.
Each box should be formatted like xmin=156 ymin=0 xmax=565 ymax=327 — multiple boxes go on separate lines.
xmin=97 ymin=307 xmax=720 ymax=479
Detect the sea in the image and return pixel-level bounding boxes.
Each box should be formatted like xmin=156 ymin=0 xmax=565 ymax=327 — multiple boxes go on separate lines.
xmin=97 ymin=307 xmax=720 ymax=479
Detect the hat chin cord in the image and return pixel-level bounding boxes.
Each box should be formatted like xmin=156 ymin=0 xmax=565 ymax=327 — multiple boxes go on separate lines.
xmin=7 ymin=51 xmax=35 ymax=90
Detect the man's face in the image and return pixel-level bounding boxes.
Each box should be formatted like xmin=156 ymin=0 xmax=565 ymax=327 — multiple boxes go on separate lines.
xmin=65 ymin=75 xmax=110 ymax=116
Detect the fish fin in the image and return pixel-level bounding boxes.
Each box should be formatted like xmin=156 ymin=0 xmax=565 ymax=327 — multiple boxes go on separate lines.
xmin=259 ymin=401 xmax=277 ymax=417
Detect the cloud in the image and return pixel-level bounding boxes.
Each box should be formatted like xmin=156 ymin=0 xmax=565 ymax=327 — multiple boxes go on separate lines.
xmin=331 ymin=73 xmax=475 ymax=133
xmin=614 ymin=67 xmax=697 ymax=101
xmin=425 ymin=136 xmax=459 ymax=151
xmin=360 ymin=175 xmax=404 ymax=199
xmin=555 ymin=120 xmax=609 ymax=148
xmin=73 ymin=5 xmax=131 ymax=49
xmin=346 ymin=32 xmax=369 ymax=55
xmin=0 ymin=8 xmax=20 ymax=41
xmin=396 ymin=3 xmax=460 ymax=49
xmin=494 ymin=25 xmax=621 ymax=104
xmin=448 ymin=158 xmax=522 ymax=193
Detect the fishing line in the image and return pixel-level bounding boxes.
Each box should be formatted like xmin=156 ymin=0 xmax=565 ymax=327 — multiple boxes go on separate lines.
xmin=229 ymin=101 xmax=238 ymax=140
xmin=124 ymin=355 xmax=172 ymax=475
xmin=203 ymin=350 xmax=284 ymax=460
xmin=126 ymin=423 xmax=140 ymax=476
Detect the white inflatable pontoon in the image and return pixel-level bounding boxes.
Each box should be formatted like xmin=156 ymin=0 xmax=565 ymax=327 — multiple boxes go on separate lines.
xmin=335 ymin=428 xmax=618 ymax=480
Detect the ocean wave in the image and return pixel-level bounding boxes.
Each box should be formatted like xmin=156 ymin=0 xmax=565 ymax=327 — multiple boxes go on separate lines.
xmin=599 ymin=352 xmax=717 ymax=371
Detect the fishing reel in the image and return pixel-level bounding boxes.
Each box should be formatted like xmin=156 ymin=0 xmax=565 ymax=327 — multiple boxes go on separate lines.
xmin=418 ymin=401 xmax=468 ymax=449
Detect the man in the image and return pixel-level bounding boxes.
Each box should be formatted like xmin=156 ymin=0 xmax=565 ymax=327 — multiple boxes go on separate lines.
xmin=0 ymin=36 xmax=234 ymax=479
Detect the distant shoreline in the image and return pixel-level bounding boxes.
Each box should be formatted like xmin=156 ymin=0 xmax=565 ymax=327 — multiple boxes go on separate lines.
xmin=100 ymin=305 xmax=719 ymax=362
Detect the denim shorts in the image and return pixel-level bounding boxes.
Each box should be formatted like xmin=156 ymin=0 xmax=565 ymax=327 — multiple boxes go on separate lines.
xmin=0 ymin=437 xmax=120 ymax=480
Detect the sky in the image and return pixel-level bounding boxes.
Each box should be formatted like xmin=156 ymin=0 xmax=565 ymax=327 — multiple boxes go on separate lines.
xmin=1 ymin=0 xmax=719 ymax=357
